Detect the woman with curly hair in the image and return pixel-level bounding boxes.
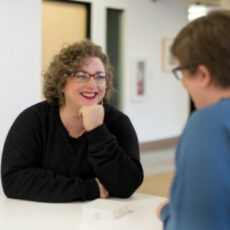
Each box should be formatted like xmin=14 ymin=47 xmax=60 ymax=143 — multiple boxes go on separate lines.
xmin=1 ymin=40 xmax=143 ymax=202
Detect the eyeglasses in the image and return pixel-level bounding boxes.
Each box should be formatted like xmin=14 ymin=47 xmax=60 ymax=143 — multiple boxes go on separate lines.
xmin=172 ymin=65 xmax=197 ymax=80
xmin=172 ymin=66 xmax=188 ymax=80
xmin=71 ymin=71 xmax=110 ymax=84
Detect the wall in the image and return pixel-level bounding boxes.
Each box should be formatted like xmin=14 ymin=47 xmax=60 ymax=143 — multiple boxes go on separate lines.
xmin=0 ymin=0 xmax=41 ymax=154
xmin=126 ymin=0 xmax=190 ymax=142
xmin=0 ymin=0 xmax=190 ymax=155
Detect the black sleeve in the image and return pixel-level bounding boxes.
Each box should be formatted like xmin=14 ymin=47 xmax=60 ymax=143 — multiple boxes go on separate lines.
xmin=1 ymin=110 xmax=99 ymax=202
xmin=85 ymin=114 xmax=143 ymax=198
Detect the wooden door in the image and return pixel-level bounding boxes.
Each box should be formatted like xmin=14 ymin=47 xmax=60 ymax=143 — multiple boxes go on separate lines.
xmin=42 ymin=1 xmax=88 ymax=85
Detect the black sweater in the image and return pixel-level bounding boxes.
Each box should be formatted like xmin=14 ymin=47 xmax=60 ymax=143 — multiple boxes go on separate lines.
xmin=1 ymin=101 xmax=143 ymax=202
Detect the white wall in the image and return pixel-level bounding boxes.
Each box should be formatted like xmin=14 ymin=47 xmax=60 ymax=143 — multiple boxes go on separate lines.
xmin=0 ymin=0 xmax=190 ymax=156
xmin=0 ymin=0 xmax=42 ymax=154
xmin=125 ymin=0 xmax=190 ymax=142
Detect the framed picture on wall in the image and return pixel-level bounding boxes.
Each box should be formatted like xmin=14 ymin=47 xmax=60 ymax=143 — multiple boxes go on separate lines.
xmin=161 ymin=38 xmax=178 ymax=72
xmin=130 ymin=57 xmax=147 ymax=102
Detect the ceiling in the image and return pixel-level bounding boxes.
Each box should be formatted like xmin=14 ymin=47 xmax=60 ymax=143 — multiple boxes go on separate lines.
xmin=190 ymin=0 xmax=220 ymax=6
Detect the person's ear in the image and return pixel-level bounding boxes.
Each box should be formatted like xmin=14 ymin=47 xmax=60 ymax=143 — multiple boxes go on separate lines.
xmin=58 ymin=85 xmax=65 ymax=96
xmin=197 ymin=65 xmax=212 ymax=88
xmin=60 ymin=84 xmax=65 ymax=94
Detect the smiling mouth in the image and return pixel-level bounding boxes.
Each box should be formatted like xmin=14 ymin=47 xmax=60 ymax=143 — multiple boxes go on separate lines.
xmin=80 ymin=92 xmax=98 ymax=99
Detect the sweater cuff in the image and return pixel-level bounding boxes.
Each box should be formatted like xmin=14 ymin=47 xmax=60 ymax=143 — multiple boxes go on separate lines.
xmin=85 ymin=124 xmax=112 ymax=144
xmin=160 ymin=203 xmax=170 ymax=223
xmin=84 ymin=179 xmax=100 ymax=200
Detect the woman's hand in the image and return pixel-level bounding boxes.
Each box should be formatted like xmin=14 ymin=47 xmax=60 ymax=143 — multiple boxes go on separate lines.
xmin=156 ymin=199 xmax=170 ymax=220
xmin=95 ymin=178 xmax=109 ymax=199
xmin=79 ymin=105 xmax=104 ymax=131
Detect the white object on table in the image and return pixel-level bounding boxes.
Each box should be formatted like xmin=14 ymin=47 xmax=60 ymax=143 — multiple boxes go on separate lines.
xmin=82 ymin=198 xmax=129 ymax=221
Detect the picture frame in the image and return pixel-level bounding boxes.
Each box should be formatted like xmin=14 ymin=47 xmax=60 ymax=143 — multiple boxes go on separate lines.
xmin=161 ymin=38 xmax=178 ymax=72
xmin=130 ymin=57 xmax=147 ymax=102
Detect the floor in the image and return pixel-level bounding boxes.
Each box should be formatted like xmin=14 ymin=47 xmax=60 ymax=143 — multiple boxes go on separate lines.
xmin=140 ymin=146 xmax=175 ymax=176
xmin=137 ymin=145 xmax=176 ymax=198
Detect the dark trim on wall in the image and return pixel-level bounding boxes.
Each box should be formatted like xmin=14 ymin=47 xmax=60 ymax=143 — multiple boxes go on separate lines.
xmin=139 ymin=136 xmax=179 ymax=152
xmin=85 ymin=3 xmax=91 ymax=39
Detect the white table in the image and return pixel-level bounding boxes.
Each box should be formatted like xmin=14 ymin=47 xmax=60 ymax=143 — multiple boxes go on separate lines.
xmin=0 ymin=192 xmax=166 ymax=230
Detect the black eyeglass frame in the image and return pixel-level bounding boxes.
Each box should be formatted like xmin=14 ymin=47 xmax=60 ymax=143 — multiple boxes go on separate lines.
xmin=172 ymin=65 xmax=197 ymax=80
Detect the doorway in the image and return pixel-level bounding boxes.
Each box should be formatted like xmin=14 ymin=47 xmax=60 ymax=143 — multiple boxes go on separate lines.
xmin=42 ymin=0 xmax=90 ymax=79
xmin=106 ymin=8 xmax=123 ymax=109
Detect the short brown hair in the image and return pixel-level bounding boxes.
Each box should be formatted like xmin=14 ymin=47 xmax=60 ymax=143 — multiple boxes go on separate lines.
xmin=171 ymin=10 xmax=230 ymax=87
xmin=43 ymin=40 xmax=114 ymax=105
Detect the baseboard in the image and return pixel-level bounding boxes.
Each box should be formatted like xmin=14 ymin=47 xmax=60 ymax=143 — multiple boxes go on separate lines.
xmin=139 ymin=136 xmax=179 ymax=152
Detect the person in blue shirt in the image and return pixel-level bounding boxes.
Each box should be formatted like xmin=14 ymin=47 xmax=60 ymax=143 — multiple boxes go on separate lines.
xmin=156 ymin=10 xmax=230 ymax=230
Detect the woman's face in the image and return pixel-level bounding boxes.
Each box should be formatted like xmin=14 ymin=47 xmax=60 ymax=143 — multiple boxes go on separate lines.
xmin=62 ymin=57 xmax=106 ymax=112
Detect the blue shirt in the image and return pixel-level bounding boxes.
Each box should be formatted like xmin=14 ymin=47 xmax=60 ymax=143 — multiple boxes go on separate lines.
xmin=161 ymin=98 xmax=230 ymax=230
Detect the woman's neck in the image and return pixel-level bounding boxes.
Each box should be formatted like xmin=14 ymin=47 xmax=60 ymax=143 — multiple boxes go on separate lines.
xmin=199 ymin=86 xmax=230 ymax=109
xmin=59 ymin=105 xmax=85 ymax=138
